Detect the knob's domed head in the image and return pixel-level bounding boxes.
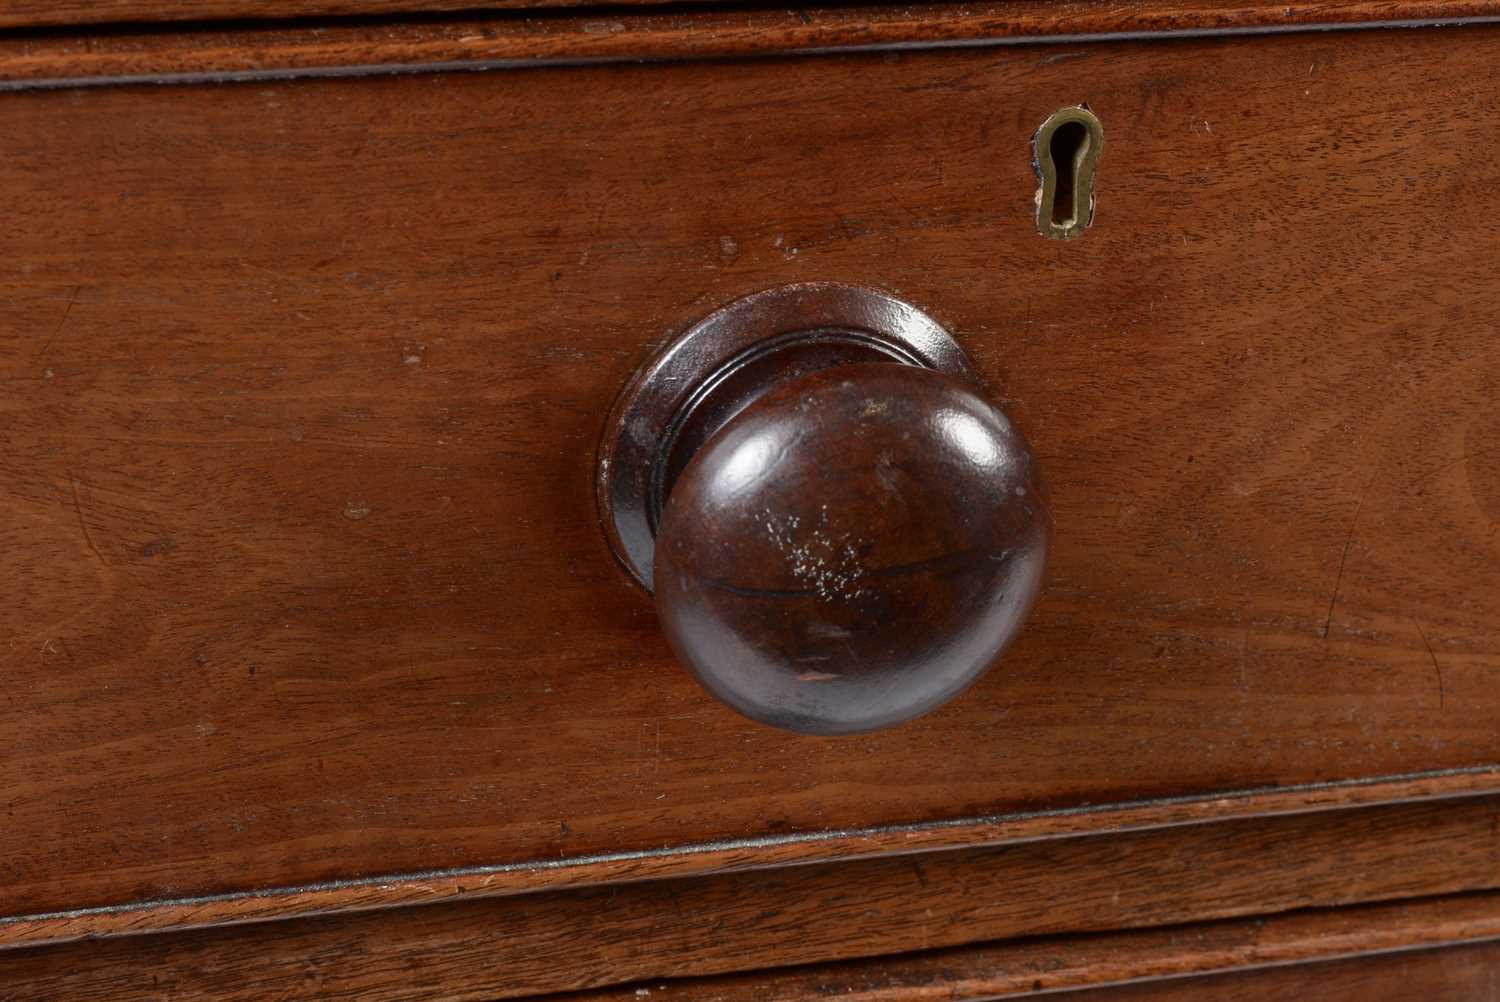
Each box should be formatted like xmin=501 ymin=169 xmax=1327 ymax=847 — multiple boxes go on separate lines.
xmin=653 ymin=363 xmax=1048 ymax=735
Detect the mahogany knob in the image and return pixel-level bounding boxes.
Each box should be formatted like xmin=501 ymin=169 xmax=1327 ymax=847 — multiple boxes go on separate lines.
xmin=599 ymin=284 xmax=1049 ymax=735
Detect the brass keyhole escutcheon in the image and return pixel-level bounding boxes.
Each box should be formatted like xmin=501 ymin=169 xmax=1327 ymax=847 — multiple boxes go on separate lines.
xmin=1034 ymin=105 xmax=1104 ymax=240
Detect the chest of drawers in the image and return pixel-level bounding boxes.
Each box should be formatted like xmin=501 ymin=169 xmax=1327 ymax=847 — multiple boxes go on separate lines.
xmin=2 ymin=2 xmax=1499 ymax=997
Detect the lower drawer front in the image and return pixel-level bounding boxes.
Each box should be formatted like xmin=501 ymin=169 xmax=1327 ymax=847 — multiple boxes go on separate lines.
xmin=2 ymin=22 xmax=1499 ymax=922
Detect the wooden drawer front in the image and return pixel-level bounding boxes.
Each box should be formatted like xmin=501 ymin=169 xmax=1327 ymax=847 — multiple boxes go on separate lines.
xmin=2 ymin=24 xmax=1499 ymax=923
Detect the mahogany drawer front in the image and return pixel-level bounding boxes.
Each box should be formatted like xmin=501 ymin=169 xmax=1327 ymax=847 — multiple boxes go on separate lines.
xmin=2 ymin=21 xmax=1499 ymax=935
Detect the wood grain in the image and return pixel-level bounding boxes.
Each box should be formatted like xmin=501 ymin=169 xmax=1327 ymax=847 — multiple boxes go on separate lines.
xmin=2 ymin=2 xmax=1500 ymax=89
xmin=566 ymin=891 xmax=1500 ymax=1002
xmin=5 ymin=797 xmax=1500 ymax=999
xmin=3 ymin=23 xmax=1500 ymax=939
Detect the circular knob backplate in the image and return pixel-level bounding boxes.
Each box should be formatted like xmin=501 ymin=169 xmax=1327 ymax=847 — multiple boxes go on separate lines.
xmin=597 ymin=284 xmax=1049 ymax=734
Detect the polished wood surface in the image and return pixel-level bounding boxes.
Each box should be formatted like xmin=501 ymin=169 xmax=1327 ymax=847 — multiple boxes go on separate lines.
xmin=5 ymin=797 xmax=1500 ymax=999
xmin=3 ymin=0 xmax=1500 ymax=31
xmin=4 ymin=3 xmax=1500 ymax=89
xmin=3 ymin=18 xmax=1500 ymax=943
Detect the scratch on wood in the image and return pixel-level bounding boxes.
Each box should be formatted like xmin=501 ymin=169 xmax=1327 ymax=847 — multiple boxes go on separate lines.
xmin=1321 ymin=469 xmax=1378 ymax=639
xmin=1236 ymin=628 xmax=1250 ymax=698
xmin=68 ymin=474 xmax=108 ymax=566
xmin=38 ymin=285 xmax=78 ymax=361
xmin=1414 ymin=621 xmax=1445 ymax=710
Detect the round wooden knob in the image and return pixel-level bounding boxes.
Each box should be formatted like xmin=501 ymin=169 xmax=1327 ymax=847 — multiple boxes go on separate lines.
xmin=599 ymin=284 xmax=1049 ymax=735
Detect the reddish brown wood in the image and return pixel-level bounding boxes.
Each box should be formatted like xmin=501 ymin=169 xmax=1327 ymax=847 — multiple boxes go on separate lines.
xmin=5 ymin=798 xmax=1500 ymax=999
xmin=3 ymin=18 xmax=1500 ymax=950
xmin=567 ymin=892 xmax=1500 ymax=1002
xmin=1 ymin=2 xmax=1500 ymax=88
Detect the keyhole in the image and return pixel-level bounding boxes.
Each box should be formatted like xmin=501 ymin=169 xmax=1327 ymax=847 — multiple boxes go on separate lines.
xmin=1035 ymin=106 xmax=1104 ymax=240
xmin=1049 ymin=122 xmax=1089 ymax=227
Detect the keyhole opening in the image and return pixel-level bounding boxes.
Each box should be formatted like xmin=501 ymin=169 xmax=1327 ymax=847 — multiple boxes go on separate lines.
xmin=1049 ymin=121 xmax=1089 ymax=227
xmin=1035 ymin=106 xmax=1104 ymax=240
